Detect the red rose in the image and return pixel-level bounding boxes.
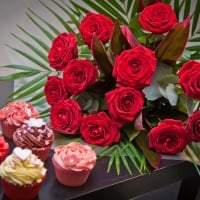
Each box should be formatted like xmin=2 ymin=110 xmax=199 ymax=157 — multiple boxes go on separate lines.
xmin=178 ymin=60 xmax=200 ymax=99
xmin=149 ymin=119 xmax=188 ymax=154
xmin=63 ymin=59 xmax=98 ymax=96
xmin=138 ymin=2 xmax=177 ymax=34
xmin=105 ymin=87 xmax=144 ymax=127
xmin=80 ymin=111 xmax=120 ymax=146
xmin=48 ymin=32 xmax=78 ymax=71
xmin=79 ymin=12 xmax=114 ymax=48
xmin=113 ymin=45 xmax=157 ymax=90
xmin=50 ymin=99 xmax=82 ymax=134
xmin=44 ymin=76 xmax=68 ymax=105
xmin=185 ymin=110 xmax=200 ymax=142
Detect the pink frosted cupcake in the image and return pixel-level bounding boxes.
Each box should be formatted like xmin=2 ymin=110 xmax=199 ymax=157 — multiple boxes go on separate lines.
xmin=0 ymin=135 xmax=9 ymax=164
xmin=52 ymin=142 xmax=96 ymax=187
xmin=0 ymin=101 xmax=39 ymax=139
xmin=0 ymin=147 xmax=47 ymax=200
xmin=13 ymin=118 xmax=54 ymax=161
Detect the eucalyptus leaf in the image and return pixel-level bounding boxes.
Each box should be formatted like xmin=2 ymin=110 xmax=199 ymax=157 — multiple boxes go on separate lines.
xmin=143 ymin=62 xmax=173 ymax=101
xmin=165 ymin=84 xmax=178 ymax=106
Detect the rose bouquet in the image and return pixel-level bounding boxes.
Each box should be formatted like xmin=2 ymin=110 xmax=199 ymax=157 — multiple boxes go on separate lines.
xmin=1 ymin=0 xmax=200 ymax=175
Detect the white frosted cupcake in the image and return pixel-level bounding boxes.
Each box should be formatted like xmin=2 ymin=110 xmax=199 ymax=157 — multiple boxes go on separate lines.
xmin=52 ymin=142 xmax=96 ymax=187
xmin=0 ymin=147 xmax=47 ymax=200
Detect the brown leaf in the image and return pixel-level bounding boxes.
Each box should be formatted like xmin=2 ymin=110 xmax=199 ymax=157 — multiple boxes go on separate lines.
xmin=110 ymin=21 xmax=132 ymax=56
xmin=91 ymin=35 xmax=113 ymax=76
xmin=135 ymin=131 xmax=161 ymax=169
xmin=155 ymin=17 xmax=190 ymax=65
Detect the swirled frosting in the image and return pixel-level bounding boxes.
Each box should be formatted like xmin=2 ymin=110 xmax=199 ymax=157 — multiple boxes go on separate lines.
xmin=0 ymin=147 xmax=46 ymax=185
xmin=53 ymin=142 xmax=96 ymax=171
xmin=0 ymin=101 xmax=39 ymax=126
xmin=13 ymin=118 xmax=54 ymax=148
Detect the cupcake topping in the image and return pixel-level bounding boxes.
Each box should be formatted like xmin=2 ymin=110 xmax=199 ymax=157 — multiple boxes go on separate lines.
xmin=0 ymin=147 xmax=47 ymax=185
xmin=24 ymin=118 xmax=46 ymax=128
xmin=13 ymin=147 xmax=31 ymax=161
xmin=0 ymin=101 xmax=39 ymax=126
xmin=13 ymin=118 xmax=54 ymax=148
xmin=53 ymin=142 xmax=96 ymax=171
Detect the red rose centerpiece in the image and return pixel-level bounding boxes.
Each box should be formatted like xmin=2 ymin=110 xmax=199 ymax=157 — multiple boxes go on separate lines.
xmin=42 ymin=1 xmax=200 ymax=174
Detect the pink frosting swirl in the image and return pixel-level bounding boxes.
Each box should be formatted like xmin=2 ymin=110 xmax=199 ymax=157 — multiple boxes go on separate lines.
xmin=53 ymin=142 xmax=96 ymax=171
xmin=0 ymin=102 xmax=39 ymax=126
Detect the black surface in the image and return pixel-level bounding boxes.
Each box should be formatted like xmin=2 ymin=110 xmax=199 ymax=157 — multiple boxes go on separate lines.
xmin=0 ymin=139 xmax=199 ymax=200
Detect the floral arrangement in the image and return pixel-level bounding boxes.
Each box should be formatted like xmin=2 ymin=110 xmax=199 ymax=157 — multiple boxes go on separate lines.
xmin=1 ymin=0 xmax=200 ymax=175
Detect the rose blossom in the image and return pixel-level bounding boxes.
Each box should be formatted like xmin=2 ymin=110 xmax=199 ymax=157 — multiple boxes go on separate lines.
xmin=138 ymin=2 xmax=177 ymax=34
xmin=80 ymin=111 xmax=120 ymax=146
xmin=44 ymin=76 xmax=69 ymax=105
xmin=149 ymin=119 xmax=189 ymax=154
xmin=79 ymin=12 xmax=114 ymax=48
xmin=63 ymin=59 xmax=98 ymax=96
xmin=48 ymin=32 xmax=78 ymax=71
xmin=113 ymin=45 xmax=157 ymax=90
xmin=185 ymin=110 xmax=200 ymax=142
xmin=105 ymin=86 xmax=144 ymax=127
xmin=178 ymin=60 xmax=200 ymax=99
xmin=50 ymin=99 xmax=82 ymax=134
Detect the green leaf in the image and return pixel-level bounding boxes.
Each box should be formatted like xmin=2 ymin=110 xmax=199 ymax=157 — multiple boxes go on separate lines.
xmin=191 ymin=0 xmax=200 ymax=35
xmin=134 ymin=132 xmax=161 ymax=169
xmin=6 ymin=45 xmax=51 ymax=71
xmin=91 ymin=35 xmax=113 ymax=75
xmin=110 ymin=20 xmax=131 ymax=56
xmin=17 ymin=25 xmax=49 ymax=52
xmin=155 ymin=17 xmax=190 ymax=65
xmin=82 ymin=0 xmax=127 ymax=23
xmin=13 ymin=79 xmax=46 ymax=100
xmin=107 ymin=149 xmax=116 ymax=173
xmin=122 ymin=124 xmax=140 ymax=142
xmin=128 ymin=0 xmax=140 ymax=21
xmin=26 ymin=12 xmax=55 ymax=41
xmin=116 ymin=145 xmax=132 ymax=175
xmin=11 ymin=33 xmax=48 ymax=63
xmin=157 ymin=74 xmax=178 ymax=87
xmin=114 ymin=149 xmax=120 ymax=175
xmin=96 ymin=145 xmax=115 ymax=159
xmin=10 ymin=72 xmax=49 ymax=98
xmin=0 ymin=71 xmax=38 ymax=81
xmin=38 ymin=0 xmax=75 ymax=33
xmin=69 ymin=0 xmax=90 ymax=15
xmin=51 ymin=0 xmax=80 ymax=28
xmin=123 ymin=144 xmax=142 ymax=173
xmin=1 ymin=64 xmax=40 ymax=72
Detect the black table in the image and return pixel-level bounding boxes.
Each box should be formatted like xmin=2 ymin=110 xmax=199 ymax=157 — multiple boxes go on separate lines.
xmin=0 ymin=140 xmax=199 ymax=200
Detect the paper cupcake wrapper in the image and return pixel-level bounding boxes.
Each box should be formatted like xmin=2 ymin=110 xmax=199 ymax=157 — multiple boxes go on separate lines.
xmin=31 ymin=145 xmax=52 ymax=162
xmin=1 ymin=178 xmax=44 ymax=200
xmin=52 ymin=157 xmax=91 ymax=187
xmin=1 ymin=120 xmax=18 ymax=139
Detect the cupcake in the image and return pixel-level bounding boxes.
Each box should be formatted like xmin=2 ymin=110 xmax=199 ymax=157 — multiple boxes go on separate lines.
xmin=0 ymin=101 xmax=39 ymax=139
xmin=0 ymin=135 xmax=9 ymax=164
xmin=0 ymin=147 xmax=47 ymax=200
xmin=13 ymin=118 xmax=54 ymax=161
xmin=52 ymin=142 xmax=96 ymax=187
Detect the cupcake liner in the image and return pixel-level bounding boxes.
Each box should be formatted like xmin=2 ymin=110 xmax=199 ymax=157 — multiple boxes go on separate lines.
xmin=1 ymin=178 xmax=45 ymax=200
xmin=0 ymin=120 xmax=18 ymax=139
xmin=31 ymin=145 xmax=52 ymax=162
xmin=52 ymin=157 xmax=91 ymax=187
